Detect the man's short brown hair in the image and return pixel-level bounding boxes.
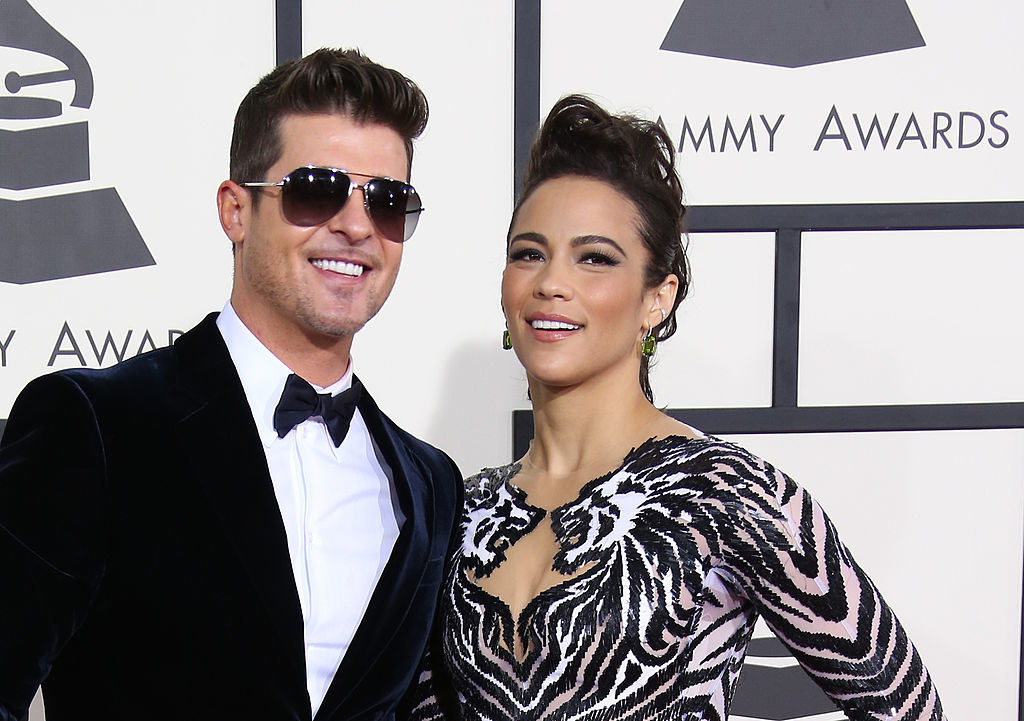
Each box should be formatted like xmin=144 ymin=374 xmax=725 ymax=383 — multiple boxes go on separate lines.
xmin=229 ymin=48 xmax=429 ymax=192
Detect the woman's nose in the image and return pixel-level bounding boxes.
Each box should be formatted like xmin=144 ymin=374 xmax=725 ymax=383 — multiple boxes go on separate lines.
xmin=533 ymin=260 xmax=573 ymax=300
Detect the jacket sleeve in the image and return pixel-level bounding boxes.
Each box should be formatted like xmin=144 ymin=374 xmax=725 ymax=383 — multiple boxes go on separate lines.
xmin=717 ymin=457 xmax=947 ymax=721
xmin=397 ymin=456 xmax=464 ymax=721
xmin=0 ymin=374 xmax=109 ymax=720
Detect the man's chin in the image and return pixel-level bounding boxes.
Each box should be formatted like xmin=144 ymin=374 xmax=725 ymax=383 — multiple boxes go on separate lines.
xmin=307 ymin=320 xmax=362 ymax=339
xmin=311 ymin=289 xmax=390 ymax=336
xmin=302 ymin=309 xmax=374 ymax=340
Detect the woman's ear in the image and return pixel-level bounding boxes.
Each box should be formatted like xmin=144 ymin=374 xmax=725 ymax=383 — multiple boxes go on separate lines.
xmin=646 ymin=274 xmax=679 ymax=329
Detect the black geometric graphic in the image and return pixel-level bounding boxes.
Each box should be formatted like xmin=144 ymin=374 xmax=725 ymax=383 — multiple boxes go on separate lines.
xmin=1 ymin=0 xmax=152 ymax=284
xmin=660 ymin=0 xmax=925 ymax=68
xmin=0 ymin=0 xmax=92 ymax=115
xmin=731 ymin=638 xmax=838 ymax=719
xmin=0 ymin=122 xmax=88 ymax=188
xmin=1 ymin=190 xmax=154 ymax=283
xmin=275 ymin=0 xmax=303 ymax=64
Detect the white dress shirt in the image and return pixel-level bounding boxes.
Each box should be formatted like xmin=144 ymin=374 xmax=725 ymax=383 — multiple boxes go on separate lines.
xmin=216 ymin=303 xmax=403 ymax=717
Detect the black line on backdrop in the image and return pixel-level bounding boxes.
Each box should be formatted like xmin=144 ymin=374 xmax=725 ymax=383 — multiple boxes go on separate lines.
xmin=275 ymin=0 xmax=303 ymax=65
xmin=0 ymin=419 xmax=5 ymax=442
xmin=514 ymin=0 xmax=541 ymax=199
xmin=669 ymin=403 xmax=1024 ymax=434
xmin=686 ymin=201 xmax=1024 ymax=232
xmin=772 ymin=229 xmax=800 ymax=407
xmin=513 ymin=404 xmax=1024 ymax=456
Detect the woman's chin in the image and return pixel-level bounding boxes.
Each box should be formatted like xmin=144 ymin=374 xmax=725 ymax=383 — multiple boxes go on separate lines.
xmin=525 ymin=371 xmax=589 ymax=398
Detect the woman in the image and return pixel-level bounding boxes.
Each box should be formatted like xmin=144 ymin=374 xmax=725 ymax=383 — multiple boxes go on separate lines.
xmin=405 ymin=96 xmax=947 ymax=720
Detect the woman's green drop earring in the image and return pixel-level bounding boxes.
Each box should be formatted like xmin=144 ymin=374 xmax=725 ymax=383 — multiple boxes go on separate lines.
xmin=502 ymin=329 xmax=513 ymax=350
xmin=641 ymin=331 xmax=656 ymax=358
xmin=641 ymin=306 xmax=666 ymax=358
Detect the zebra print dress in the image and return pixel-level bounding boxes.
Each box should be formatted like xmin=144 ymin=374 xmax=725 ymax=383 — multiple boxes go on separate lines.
xmin=405 ymin=435 xmax=946 ymax=721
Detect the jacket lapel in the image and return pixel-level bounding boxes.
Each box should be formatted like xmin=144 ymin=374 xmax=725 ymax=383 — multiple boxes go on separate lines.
xmin=315 ymin=381 xmax=435 ymax=719
xmin=172 ymin=315 xmax=307 ymax=689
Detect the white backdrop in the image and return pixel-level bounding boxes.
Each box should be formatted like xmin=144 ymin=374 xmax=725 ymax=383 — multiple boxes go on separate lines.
xmin=2 ymin=2 xmax=1020 ymax=720
xmin=0 ymin=0 xmax=270 ymax=414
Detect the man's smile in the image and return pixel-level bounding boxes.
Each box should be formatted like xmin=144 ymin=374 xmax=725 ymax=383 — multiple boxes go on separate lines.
xmin=310 ymin=258 xmax=366 ymax=277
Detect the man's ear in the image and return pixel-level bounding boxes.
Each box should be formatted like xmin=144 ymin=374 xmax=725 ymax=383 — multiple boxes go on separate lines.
xmin=217 ymin=180 xmax=248 ymax=248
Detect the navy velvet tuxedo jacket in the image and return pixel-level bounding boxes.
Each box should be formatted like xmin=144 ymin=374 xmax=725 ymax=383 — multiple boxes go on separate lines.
xmin=0 ymin=314 xmax=462 ymax=721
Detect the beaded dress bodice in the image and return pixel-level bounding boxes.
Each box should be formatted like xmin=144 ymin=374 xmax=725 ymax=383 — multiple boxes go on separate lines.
xmin=405 ymin=436 xmax=945 ymax=721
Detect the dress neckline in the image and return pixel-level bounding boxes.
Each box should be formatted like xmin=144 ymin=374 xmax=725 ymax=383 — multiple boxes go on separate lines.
xmin=501 ymin=432 xmax=708 ymax=517
xmin=461 ymin=433 xmax=712 ymax=667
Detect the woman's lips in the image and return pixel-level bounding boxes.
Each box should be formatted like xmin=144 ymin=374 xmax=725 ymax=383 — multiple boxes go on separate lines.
xmin=525 ymin=314 xmax=583 ymax=342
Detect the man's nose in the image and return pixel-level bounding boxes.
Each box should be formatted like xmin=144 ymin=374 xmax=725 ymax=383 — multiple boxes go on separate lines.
xmin=325 ymin=186 xmax=373 ymax=241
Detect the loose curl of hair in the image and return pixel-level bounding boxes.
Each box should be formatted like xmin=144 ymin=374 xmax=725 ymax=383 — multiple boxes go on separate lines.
xmin=509 ymin=94 xmax=690 ymax=403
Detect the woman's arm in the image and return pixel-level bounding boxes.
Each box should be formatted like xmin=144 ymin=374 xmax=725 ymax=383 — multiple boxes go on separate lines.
xmin=718 ymin=454 xmax=947 ymax=721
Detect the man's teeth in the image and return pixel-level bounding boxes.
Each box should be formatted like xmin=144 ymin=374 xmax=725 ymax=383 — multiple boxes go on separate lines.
xmin=531 ymin=319 xmax=582 ymax=330
xmin=311 ymin=259 xmax=364 ymax=277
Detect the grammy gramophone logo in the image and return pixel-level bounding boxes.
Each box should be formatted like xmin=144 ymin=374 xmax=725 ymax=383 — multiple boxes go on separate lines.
xmin=0 ymin=0 xmax=153 ymax=284
xmin=661 ymin=0 xmax=926 ymax=68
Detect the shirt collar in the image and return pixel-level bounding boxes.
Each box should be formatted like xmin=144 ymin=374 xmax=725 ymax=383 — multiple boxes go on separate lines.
xmin=216 ymin=302 xmax=353 ymax=446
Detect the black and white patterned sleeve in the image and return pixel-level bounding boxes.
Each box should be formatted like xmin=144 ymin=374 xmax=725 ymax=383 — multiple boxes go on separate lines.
xmin=713 ymin=448 xmax=947 ymax=721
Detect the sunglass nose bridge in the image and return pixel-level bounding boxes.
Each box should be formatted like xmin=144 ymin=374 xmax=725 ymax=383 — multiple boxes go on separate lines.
xmin=243 ymin=166 xmax=421 ymax=242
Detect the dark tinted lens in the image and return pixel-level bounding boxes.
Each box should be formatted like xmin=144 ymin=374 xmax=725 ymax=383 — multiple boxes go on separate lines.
xmin=365 ymin=179 xmax=422 ymax=242
xmin=281 ymin=168 xmax=351 ymax=226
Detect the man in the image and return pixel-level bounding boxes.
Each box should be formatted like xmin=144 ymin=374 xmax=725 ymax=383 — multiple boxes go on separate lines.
xmin=0 ymin=49 xmax=461 ymax=721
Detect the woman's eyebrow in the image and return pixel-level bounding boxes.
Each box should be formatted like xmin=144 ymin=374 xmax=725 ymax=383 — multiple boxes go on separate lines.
xmin=508 ymin=231 xmax=547 ymax=246
xmin=572 ymin=234 xmax=626 ymax=256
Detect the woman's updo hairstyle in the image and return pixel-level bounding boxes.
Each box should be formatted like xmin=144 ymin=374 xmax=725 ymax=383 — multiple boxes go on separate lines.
xmin=510 ymin=94 xmax=690 ymax=402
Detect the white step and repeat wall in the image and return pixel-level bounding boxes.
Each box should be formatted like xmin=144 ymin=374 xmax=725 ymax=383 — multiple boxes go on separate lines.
xmin=2 ymin=2 xmax=1021 ymax=720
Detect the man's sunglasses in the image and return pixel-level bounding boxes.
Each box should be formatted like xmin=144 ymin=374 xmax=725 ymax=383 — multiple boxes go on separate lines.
xmin=243 ymin=166 xmax=423 ymax=242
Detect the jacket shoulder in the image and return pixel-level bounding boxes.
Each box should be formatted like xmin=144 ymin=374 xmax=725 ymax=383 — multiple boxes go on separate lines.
xmin=380 ymin=414 xmax=461 ymax=481
xmin=20 ymin=313 xmax=222 ymax=411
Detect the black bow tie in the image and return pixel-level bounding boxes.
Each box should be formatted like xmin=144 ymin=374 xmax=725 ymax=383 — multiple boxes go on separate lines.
xmin=273 ymin=374 xmax=363 ymax=447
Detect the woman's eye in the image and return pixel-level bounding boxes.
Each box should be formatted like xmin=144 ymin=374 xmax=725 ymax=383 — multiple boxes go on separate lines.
xmin=580 ymin=251 xmax=619 ymax=266
xmin=509 ymin=247 xmax=543 ymax=262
